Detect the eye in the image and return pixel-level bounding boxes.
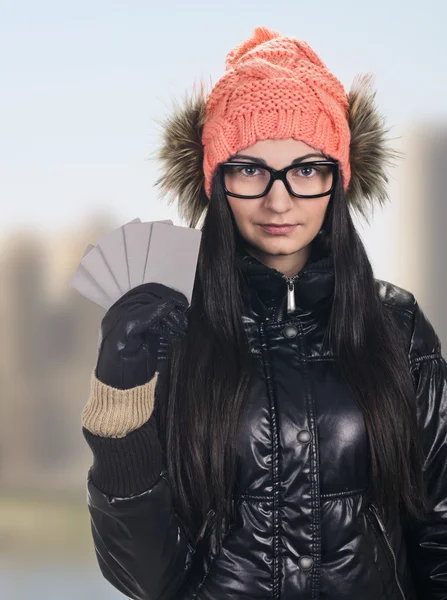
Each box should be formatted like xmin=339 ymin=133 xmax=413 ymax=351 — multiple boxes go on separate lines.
xmin=225 ymin=163 xmax=268 ymax=178
xmin=238 ymin=165 xmax=262 ymax=177
xmin=297 ymin=166 xmax=317 ymax=177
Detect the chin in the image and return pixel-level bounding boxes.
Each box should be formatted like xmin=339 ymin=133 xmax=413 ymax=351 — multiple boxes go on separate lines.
xmin=255 ymin=238 xmax=304 ymax=256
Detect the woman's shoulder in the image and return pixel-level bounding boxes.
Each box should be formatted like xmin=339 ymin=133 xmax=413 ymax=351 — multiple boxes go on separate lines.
xmin=375 ymin=278 xmax=442 ymax=360
xmin=374 ymin=278 xmax=415 ymax=316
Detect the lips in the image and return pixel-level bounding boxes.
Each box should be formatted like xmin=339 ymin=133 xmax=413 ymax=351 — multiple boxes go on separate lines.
xmin=260 ymin=224 xmax=297 ymax=235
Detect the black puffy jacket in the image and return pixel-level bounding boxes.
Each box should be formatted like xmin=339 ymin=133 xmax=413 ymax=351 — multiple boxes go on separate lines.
xmin=83 ymin=245 xmax=447 ymax=600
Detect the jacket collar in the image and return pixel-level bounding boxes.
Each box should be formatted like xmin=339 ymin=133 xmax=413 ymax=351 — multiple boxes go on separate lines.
xmin=235 ymin=238 xmax=335 ymax=316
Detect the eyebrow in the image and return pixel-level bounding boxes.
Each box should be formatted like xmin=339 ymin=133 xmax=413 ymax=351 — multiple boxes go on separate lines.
xmin=228 ymin=152 xmax=327 ymax=165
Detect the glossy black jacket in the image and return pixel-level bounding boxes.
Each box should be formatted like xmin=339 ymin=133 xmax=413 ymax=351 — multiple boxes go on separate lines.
xmin=84 ymin=246 xmax=447 ymax=599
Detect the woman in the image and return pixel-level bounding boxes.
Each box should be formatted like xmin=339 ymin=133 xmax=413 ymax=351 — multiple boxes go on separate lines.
xmin=81 ymin=27 xmax=447 ymax=599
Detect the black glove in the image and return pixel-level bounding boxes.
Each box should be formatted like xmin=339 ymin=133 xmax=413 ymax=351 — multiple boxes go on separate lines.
xmin=95 ymin=282 xmax=189 ymax=390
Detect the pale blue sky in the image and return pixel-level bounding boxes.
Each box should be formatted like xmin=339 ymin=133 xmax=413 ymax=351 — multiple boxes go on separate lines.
xmin=1 ymin=0 xmax=446 ymax=235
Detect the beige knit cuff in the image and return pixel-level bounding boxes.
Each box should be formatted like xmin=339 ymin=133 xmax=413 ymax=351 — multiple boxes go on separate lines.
xmin=81 ymin=368 xmax=159 ymax=438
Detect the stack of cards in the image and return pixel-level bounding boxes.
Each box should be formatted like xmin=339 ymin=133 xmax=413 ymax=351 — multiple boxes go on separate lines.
xmin=69 ymin=218 xmax=202 ymax=310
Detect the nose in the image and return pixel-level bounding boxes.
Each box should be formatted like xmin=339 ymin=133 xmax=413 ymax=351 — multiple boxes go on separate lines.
xmin=264 ymin=178 xmax=294 ymax=211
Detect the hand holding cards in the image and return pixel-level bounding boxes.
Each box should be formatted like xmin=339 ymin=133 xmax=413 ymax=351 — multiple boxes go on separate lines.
xmin=69 ymin=218 xmax=202 ymax=309
xmin=94 ymin=281 xmax=190 ymax=389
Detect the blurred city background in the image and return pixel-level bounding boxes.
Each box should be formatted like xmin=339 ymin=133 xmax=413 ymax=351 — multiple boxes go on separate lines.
xmin=1 ymin=1 xmax=446 ymax=598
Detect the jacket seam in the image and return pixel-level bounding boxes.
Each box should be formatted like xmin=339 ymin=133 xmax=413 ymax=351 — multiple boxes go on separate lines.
xmin=320 ymin=488 xmax=366 ymax=499
xmin=296 ymin=319 xmax=321 ymax=600
xmin=259 ymin=321 xmax=281 ymax=600
xmin=239 ymin=490 xmax=367 ymax=501
xmin=237 ymin=494 xmax=274 ymax=502
xmin=300 ymin=269 xmax=333 ymax=275
xmin=409 ymin=352 xmax=442 ymax=367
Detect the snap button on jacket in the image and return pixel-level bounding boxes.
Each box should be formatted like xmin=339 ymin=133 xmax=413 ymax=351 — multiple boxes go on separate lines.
xmin=85 ymin=246 xmax=447 ymax=600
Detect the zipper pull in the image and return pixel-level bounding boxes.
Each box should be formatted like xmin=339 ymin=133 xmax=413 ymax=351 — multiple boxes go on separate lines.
xmin=276 ymin=274 xmax=299 ymax=321
xmin=287 ymin=279 xmax=296 ymax=313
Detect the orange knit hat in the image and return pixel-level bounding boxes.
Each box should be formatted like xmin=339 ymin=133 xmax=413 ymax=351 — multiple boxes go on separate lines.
xmin=202 ymin=27 xmax=351 ymax=197
xmin=156 ymin=27 xmax=398 ymax=229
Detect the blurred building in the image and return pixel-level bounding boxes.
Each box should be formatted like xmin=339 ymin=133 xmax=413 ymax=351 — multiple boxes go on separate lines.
xmin=0 ymin=216 xmax=116 ymax=497
xmin=397 ymin=123 xmax=447 ymax=347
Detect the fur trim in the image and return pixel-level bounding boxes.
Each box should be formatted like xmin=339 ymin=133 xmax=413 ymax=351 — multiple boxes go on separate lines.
xmin=154 ymin=74 xmax=401 ymax=227
xmin=346 ymin=73 xmax=402 ymax=221
xmin=154 ymin=85 xmax=208 ymax=229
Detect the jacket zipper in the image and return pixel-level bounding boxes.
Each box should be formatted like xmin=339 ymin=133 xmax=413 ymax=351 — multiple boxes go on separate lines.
xmin=275 ymin=274 xmax=300 ymax=322
xmin=369 ymin=504 xmax=406 ymax=600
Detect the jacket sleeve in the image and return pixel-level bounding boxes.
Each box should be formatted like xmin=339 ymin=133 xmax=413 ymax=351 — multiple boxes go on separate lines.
xmin=404 ymin=298 xmax=447 ymax=599
xmin=81 ymin=366 xmax=195 ymax=600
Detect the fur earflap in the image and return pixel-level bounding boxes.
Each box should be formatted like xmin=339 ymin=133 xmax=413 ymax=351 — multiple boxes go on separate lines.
xmin=154 ymin=85 xmax=208 ymax=229
xmin=154 ymin=74 xmax=401 ymax=227
xmin=346 ymin=73 xmax=402 ymax=222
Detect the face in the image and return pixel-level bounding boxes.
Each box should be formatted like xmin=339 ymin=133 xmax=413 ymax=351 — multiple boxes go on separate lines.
xmin=225 ymin=138 xmax=332 ymax=277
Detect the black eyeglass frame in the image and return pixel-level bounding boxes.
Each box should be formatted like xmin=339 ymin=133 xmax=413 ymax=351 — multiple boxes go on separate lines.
xmin=220 ymin=160 xmax=339 ymax=199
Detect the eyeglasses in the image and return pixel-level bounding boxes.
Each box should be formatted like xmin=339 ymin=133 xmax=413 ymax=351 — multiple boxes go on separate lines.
xmin=220 ymin=160 xmax=338 ymax=199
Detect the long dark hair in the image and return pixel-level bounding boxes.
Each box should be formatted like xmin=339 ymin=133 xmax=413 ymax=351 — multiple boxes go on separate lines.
xmin=156 ymin=170 xmax=428 ymax=553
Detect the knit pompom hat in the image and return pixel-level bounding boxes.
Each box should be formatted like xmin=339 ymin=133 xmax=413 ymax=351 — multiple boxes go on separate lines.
xmin=202 ymin=27 xmax=351 ymax=197
xmin=156 ymin=27 xmax=399 ymax=228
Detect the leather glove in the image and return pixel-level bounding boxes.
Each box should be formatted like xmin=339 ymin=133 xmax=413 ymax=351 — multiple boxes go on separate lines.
xmin=95 ymin=282 xmax=189 ymax=390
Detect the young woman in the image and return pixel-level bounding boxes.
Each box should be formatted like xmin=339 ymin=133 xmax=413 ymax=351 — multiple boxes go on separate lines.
xmin=81 ymin=27 xmax=447 ymax=599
